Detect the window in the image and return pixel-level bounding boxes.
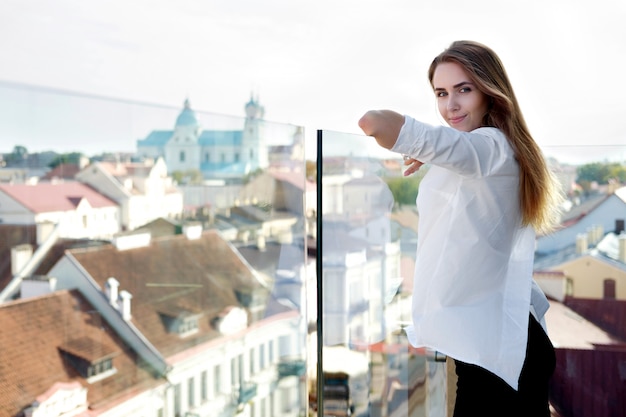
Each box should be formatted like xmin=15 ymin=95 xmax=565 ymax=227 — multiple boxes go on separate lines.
xmin=221 ymin=153 xmax=225 ymax=163
xmin=603 ymin=278 xmax=616 ymax=300
xmin=231 ymin=357 xmax=236 ymax=385
xmin=250 ymin=149 xmax=254 ymax=159
xmin=259 ymin=343 xmax=266 ymax=370
xmin=201 ymin=370 xmax=208 ymax=401
xmin=204 ymin=152 xmax=210 ymax=163
xmin=87 ymin=358 xmax=113 ymax=378
xmin=235 ymin=152 xmax=240 ymax=162
xmin=178 ymin=317 xmax=199 ymax=335
xmin=269 ymin=340 xmax=275 ymax=365
xmin=188 ymin=377 xmax=195 ymax=407
xmin=174 ymin=383 xmax=181 ymax=417
xmin=566 ymin=278 xmax=574 ymax=297
xmin=250 ymin=348 xmax=256 ymax=375
xmin=214 ymin=365 xmax=221 ymax=396
xmin=179 ymin=151 xmax=185 ymax=162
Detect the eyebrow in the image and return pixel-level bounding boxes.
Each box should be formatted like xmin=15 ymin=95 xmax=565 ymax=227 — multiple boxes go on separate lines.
xmin=433 ymin=81 xmax=474 ymax=91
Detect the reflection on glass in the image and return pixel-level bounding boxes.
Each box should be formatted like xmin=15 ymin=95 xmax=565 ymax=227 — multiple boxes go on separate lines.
xmin=0 ymin=83 xmax=308 ymax=417
xmin=318 ymin=131 xmax=626 ymax=417
xmin=318 ymin=130 xmax=446 ymax=417
xmin=0 ymin=80 xmax=624 ymax=416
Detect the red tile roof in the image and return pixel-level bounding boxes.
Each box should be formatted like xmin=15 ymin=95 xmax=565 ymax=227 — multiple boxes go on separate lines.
xmin=0 ymin=182 xmax=117 ymax=214
xmin=545 ymin=300 xmax=623 ymax=349
xmin=0 ymin=290 xmax=162 ymax=416
xmin=41 ymin=163 xmax=81 ymax=181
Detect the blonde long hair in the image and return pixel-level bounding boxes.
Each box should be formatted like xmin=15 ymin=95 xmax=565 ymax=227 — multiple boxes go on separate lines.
xmin=428 ymin=40 xmax=561 ymax=234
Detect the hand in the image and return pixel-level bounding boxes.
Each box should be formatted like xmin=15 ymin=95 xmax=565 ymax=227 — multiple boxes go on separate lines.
xmin=402 ymin=155 xmax=424 ymax=176
xmin=358 ymin=110 xmax=405 ymax=150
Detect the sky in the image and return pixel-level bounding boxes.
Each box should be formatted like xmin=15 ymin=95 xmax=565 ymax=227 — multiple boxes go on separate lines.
xmin=0 ymin=0 xmax=625 ymax=163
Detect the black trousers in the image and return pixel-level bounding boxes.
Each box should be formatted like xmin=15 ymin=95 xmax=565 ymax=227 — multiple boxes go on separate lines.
xmin=453 ymin=314 xmax=556 ymax=417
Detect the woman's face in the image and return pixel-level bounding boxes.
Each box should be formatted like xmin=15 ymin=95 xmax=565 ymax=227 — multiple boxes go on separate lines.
xmin=432 ymin=62 xmax=489 ymax=132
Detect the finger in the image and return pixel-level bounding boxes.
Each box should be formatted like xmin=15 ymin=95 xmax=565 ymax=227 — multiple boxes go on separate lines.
xmin=404 ymin=161 xmax=423 ymax=176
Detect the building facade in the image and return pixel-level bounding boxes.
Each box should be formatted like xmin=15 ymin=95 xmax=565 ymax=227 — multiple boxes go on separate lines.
xmin=137 ymin=97 xmax=269 ymax=180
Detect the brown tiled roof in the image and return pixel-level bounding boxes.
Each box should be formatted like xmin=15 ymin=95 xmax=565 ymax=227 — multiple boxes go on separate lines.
xmin=59 ymin=335 xmax=120 ymax=362
xmin=41 ymin=163 xmax=81 ymax=181
xmin=97 ymin=161 xmax=129 ymax=177
xmin=68 ymin=230 xmax=267 ymax=358
xmin=545 ymin=300 xmax=623 ymax=349
xmin=98 ymin=161 xmax=152 ymax=178
xmin=0 ymin=290 xmax=161 ymax=416
xmin=0 ymin=182 xmax=117 ymax=213
xmin=564 ymin=297 xmax=626 ymax=342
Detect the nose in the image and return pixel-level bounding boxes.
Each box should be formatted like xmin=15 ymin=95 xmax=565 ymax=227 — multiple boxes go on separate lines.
xmin=447 ymin=94 xmax=459 ymax=112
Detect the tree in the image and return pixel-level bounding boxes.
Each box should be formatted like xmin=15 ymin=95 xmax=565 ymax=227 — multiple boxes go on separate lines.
xmin=4 ymin=145 xmax=28 ymax=165
xmin=577 ymin=162 xmax=626 ymax=184
xmin=385 ymin=175 xmax=423 ymax=207
xmin=48 ymin=152 xmax=84 ymax=169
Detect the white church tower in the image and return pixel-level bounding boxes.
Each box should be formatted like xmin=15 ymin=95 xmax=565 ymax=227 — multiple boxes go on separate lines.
xmin=164 ymin=99 xmax=201 ymax=172
xmin=242 ymin=94 xmax=268 ymax=173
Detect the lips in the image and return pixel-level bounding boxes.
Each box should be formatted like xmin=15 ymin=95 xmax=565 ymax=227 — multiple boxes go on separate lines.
xmin=449 ymin=115 xmax=466 ymax=125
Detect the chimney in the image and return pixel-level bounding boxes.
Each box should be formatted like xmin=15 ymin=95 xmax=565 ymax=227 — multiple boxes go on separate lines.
xmin=119 ymin=290 xmax=132 ymax=321
xmin=105 ymin=277 xmax=119 ymax=307
xmin=586 ymin=227 xmax=596 ymax=245
xmin=112 ymin=231 xmax=151 ymax=251
xmin=21 ymin=276 xmax=57 ymax=299
xmin=36 ymin=221 xmax=56 ymax=245
xmin=576 ymin=233 xmax=588 ymax=254
xmin=594 ymin=224 xmax=604 ymax=243
xmin=619 ymin=233 xmax=626 ymax=263
xmin=183 ymin=223 xmax=202 ymax=240
xmin=278 ymin=231 xmax=293 ymax=245
xmin=256 ymin=234 xmax=266 ymax=251
xmin=11 ymin=244 xmax=33 ymax=276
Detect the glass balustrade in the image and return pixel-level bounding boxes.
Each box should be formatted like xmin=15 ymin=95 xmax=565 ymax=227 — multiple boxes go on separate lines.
xmin=0 ymin=82 xmax=309 ymax=417
xmin=1 ymin=81 xmax=625 ymax=417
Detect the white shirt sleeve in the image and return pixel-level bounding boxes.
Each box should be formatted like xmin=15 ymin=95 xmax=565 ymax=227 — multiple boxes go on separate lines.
xmin=390 ymin=115 xmax=515 ymax=178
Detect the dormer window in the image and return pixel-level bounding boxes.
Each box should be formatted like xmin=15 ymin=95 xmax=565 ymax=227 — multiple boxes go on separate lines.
xmin=59 ymin=337 xmax=119 ymax=383
xmin=178 ymin=316 xmax=199 ymax=336
xmin=87 ymin=358 xmax=114 ymax=378
xmin=158 ymin=308 xmax=201 ymax=337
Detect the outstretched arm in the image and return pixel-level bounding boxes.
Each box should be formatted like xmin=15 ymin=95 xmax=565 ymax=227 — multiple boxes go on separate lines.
xmin=359 ymin=110 xmax=424 ymax=175
xmin=358 ymin=110 xmax=405 ymax=149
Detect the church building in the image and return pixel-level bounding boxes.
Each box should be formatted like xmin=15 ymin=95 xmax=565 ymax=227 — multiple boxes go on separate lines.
xmin=136 ymin=96 xmax=268 ymax=180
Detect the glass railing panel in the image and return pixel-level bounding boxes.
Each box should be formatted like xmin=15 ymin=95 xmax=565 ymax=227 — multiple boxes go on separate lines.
xmin=537 ymin=144 xmax=626 ymax=417
xmin=0 ymin=81 xmax=308 ymax=417
xmin=318 ymin=131 xmax=626 ymax=417
xmin=318 ymin=129 xmax=447 ymax=417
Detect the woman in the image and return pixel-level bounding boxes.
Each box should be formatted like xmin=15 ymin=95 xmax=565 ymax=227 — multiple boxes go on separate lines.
xmin=358 ymin=40 xmax=561 ymax=416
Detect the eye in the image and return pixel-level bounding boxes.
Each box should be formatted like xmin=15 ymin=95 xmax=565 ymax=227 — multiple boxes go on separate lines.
xmin=435 ymin=91 xmax=447 ymax=97
xmin=459 ymin=86 xmax=471 ymax=93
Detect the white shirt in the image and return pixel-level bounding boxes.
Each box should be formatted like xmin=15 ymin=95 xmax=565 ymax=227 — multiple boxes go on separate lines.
xmin=392 ymin=116 xmax=548 ymax=390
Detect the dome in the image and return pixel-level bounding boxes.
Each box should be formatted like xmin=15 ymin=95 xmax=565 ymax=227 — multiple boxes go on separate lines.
xmin=175 ymin=99 xmax=198 ymax=127
xmin=245 ymin=94 xmax=264 ymax=119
